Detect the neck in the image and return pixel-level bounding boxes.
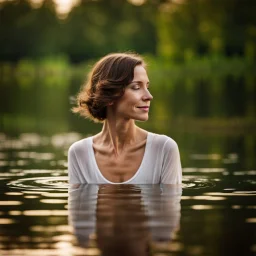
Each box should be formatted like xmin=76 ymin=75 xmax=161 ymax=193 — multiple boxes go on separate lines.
xmin=100 ymin=118 xmax=138 ymax=156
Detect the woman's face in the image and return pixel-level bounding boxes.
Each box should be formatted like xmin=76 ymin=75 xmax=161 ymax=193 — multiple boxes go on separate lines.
xmin=110 ymin=65 xmax=153 ymax=121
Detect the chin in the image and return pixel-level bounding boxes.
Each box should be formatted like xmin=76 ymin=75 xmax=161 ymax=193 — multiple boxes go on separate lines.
xmin=135 ymin=115 xmax=149 ymax=122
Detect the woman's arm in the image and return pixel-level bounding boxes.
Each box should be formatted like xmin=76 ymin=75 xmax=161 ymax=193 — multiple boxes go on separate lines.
xmin=161 ymin=139 xmax=182 ymax=184
xmin=68 ymin=145 xmax=82 ymax=184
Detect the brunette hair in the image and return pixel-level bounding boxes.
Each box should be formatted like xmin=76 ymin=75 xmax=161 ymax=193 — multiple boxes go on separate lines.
xmin=72 ymin=52 xmax=145 ymax=122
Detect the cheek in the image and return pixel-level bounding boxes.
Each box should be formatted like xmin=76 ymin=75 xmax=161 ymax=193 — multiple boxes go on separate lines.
xmin=120 ymin=96 xmax=137 ymax=107
xmin=117 ymin=90 xmax=140 ymax=110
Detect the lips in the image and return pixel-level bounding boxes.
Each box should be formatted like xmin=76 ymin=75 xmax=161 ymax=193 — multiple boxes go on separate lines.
xmin=137 ymin=106 xmax=150 ymax=111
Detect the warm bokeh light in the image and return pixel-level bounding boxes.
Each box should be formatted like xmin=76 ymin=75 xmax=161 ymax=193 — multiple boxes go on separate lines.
xmin=52 ymin=0 xmax=81 ymax=18
xmin=29 ymin=0 xmax=44 ymax=8
xmin=127 ymin=0 xmax=146 ymax=6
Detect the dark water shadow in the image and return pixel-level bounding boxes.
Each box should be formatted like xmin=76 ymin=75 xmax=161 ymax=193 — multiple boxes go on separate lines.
xmin=68 ymin=184 xmax=182 ymax=256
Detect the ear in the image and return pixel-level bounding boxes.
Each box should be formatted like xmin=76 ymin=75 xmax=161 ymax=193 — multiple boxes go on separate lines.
xmin=108 ymin=102 xmax=113 ymax=106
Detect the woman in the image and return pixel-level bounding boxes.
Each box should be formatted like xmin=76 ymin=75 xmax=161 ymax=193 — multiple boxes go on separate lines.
xmin=68 ymin=52 xmax=182 ymax=184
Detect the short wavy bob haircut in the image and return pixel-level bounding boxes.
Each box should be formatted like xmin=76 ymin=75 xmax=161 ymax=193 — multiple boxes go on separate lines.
xmin=72 ymin=52 xmax=145 ymax=122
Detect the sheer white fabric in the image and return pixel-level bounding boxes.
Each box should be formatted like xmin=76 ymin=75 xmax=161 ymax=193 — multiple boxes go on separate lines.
xmin=68 ymin=132 xmax=182 ymax=184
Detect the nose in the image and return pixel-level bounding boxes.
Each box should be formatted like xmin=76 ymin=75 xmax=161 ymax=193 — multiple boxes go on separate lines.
xmin=142 ymin=89 xmax=153 ymax=101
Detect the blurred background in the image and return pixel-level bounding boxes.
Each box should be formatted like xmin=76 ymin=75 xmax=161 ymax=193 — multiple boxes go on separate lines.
xmin=0 ymin=0 xmax=256 ymax=166
xmin=0 ymin=1 xmax=256 ymax=255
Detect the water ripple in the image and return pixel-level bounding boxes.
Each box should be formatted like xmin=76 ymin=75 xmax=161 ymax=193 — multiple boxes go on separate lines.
xmin=7 ymin=176 xmax=69 ymax=191
xmin=6 ymin=176 xmax=218 ymax=192
xmin=182 ymin=177 xmax=216 ymax=189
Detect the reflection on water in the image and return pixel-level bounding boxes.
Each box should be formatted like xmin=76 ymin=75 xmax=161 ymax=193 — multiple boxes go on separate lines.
xmin=68 ymin=184 xmax=181 ymax=256
xmin=0 ymin=132 xmax=255 ymax=256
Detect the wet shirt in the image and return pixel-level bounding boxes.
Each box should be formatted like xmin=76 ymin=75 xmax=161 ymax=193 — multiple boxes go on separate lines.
xmin=68 ymin=132 xmax=182 ymax=184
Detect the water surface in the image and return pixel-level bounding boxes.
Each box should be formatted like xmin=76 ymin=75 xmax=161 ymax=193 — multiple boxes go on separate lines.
xmin=0 ymin=132 xmax=255 ymax=256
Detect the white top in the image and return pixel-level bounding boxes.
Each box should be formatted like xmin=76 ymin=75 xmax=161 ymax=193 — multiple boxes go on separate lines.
xmin=68 ymin=132 xmax=182 ymax=184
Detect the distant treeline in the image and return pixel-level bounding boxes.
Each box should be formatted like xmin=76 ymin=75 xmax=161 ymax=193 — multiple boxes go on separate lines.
xmin=0 ymin=0 xmax=256 ymax=63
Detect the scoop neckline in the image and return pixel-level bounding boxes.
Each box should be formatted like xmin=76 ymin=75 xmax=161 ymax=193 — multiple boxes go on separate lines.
xmin=89 ymin=132 xmax=152 ymax=184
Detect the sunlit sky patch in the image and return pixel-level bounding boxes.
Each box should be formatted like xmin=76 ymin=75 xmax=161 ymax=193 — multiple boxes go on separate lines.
xmin=0 ymin=0 xmax=151 ymax=18
xmin=53 ymin=0 xmax=81 ymax=19
xmin=127 ymin=0 xmax=146 ymax=6
xmin=0 ymin=0 xmax=81 ymax=18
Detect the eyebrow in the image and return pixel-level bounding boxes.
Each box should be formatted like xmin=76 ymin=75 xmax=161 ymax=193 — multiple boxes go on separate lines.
xmin=131 ymin=81 xmax=150 ymax=85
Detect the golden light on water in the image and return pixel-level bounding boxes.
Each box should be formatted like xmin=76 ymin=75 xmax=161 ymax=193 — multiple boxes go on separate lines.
xmin=247 ymin=206 xmax=256 ymax=209
xmin=53 ymin=241 xmax=72 ymax=249
xmin=246 ymin=218 xmax=256 ymax=223
xmin=30 ymin=225 xmax=72 ymax=232
xmin=181 ymin=196 xmax=192 ymax=200
xmin=0 ymin=218 xmax=15 ymax=224
xmin=41 ymin=192 xmax=68 ymax=197
xmin=52 ymin=235 xmax=73 ymax=242
xmin=23 ymin=191 xmax=44 ymax=194
xmin=17 ymin=152 xmax=54 ymax=160
xmin=0 ymin=201 xmax=22 ymax=205
xmin=23 ymin=210 xmax=68 ymax=216
xmin=181 ymin=195 xmax=226 ymax=200
xmin=8 ymin=211 xmax=22 ymax=215
xmin=191 ymin=205 xmax=214 ymax=210
xmin=183 ymin=167 xmax=225 ymax=173
xmin=5 ymin=192 xmax=23 ymax=196
xmin=0 ymin=248 xmax=99 ymax=256
xmin=204 ymin=192 xmax=256 ymax=197
xmin=192 ymin=196 xmax=226 ymax=201
xmin=40 ymin=199 xmax=67 ymax=204
xmin=232 ymin=205 xmax=242 ymax=209
xmin=152 ymin=241 xmax=184 ymax=252
xmin=190 ymin=153 xmax=221 ymax=160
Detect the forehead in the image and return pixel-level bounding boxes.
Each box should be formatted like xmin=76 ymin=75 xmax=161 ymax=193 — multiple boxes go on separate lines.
xmin=132 ymin=65 xmax=149 ymax=82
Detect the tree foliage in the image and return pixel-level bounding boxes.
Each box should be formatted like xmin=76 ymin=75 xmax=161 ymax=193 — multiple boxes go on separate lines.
xmin=0 ymin=0 xmax=255 ymax=62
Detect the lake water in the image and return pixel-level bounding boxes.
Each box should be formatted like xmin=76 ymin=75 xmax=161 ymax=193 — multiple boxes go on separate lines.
xmin=0 ymin=71 xmax=256 ymax=255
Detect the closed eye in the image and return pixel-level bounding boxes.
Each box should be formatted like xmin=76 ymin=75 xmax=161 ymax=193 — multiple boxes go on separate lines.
xmin=131 ymin=83 xmax=141 ymax=90
xmin=130 ymin=81 xmax=150 ymax=90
